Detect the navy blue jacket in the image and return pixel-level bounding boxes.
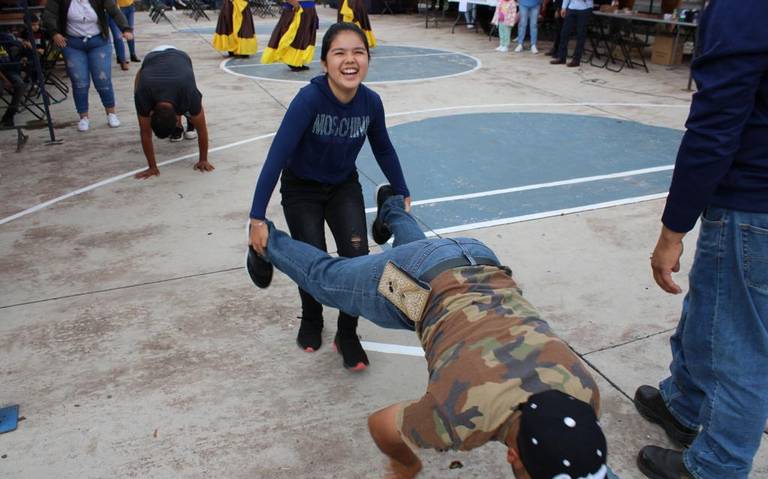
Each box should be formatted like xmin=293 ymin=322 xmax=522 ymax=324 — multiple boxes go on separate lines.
xmin=663 ymin=0 xmax=768 ymax=233
xmin=250 ymin=76 xmax=409 ymax=220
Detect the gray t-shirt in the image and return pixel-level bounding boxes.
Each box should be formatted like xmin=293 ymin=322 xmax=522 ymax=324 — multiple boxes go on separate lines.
xmin=134 ymin=49 xmax=202 ymax=117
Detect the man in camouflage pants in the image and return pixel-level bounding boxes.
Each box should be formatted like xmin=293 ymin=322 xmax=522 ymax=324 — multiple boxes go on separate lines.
xmin=249 ymin=185 xmax=609 ymax=479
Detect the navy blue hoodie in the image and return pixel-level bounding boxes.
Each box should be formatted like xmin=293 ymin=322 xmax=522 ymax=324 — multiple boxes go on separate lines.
xmin=250 ymin=76 xmax=410 ymax=220
xmin=663 ymin=0 xmax=768 ymax=232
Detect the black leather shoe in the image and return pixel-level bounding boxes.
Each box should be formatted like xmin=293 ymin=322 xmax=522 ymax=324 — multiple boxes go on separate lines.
xmin=550 ymin=58 xmax=566 ymax=65
xmin=637 ymin=446 xmax=693 ymax=479
xmin=372 ymin=183 xmax=395 ymax=245
xmin=246 ymin=245 xmax=273 ymax=289
xmin=635 ymin=386 xmax=698 ymax=447
xmin=567 ymin=60 xmax=581 ymax=67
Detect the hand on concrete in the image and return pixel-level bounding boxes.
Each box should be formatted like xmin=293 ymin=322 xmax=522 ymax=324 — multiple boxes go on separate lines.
xmin=383 ymin=457 xmax=422 ymax=479
xmin=193 ymin=160 xmax=215 ymax=172
xmin=135 ymin=167 xmax=160 ymax=179
xmin=250 ymin=219 xmax=269 ymax=256
xmin=650 ymin=225 xmax=685 ymax=294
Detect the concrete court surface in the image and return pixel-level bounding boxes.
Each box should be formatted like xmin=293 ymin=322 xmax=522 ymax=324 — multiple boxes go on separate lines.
xmin=1 ymin=6 xmax=767 ymax=479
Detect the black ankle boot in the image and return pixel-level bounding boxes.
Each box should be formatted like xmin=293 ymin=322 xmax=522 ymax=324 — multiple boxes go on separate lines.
xmin=333 ymin=327 xmax=369 ymax=372
xmin=296 ymin=316 xmax=323 ymax=352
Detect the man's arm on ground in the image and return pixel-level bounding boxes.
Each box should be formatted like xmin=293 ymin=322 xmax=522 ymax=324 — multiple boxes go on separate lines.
xmin=136 ymin=115 xmax=160 ymax=179
xmin=189 ymin=107 xmax=213 ymax=172
xmin=368 ymin=404 xmax=422 ymax=479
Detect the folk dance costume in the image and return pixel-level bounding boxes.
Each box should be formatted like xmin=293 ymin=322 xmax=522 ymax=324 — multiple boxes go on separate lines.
xmin=261 ymin=1 xmax=318 ymax=70
xmin=337 ymin=0 xmax=376 ymax=48
xmin=213 ymin=0 xmax=257 ymax=57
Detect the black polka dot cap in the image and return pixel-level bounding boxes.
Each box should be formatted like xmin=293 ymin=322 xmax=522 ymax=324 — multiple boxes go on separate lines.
xmin=517 ymin=390 xmax=607 ymax=479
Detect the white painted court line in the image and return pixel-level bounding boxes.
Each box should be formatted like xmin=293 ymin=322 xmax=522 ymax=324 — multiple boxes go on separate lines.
xmin=386 ymin=101 xmax=689 ymax=119
xmin=1 ymin=102 xmax=685 ymax=226
xmin=0 ymin=132 xmax=274 ymax=226
xmin=426 ymin=193 xmax=669 ymax=236
xmin=361 ymin=341 xmax=424 ymax=357
xmin=363 ymin=165 xmax=674 ymax=213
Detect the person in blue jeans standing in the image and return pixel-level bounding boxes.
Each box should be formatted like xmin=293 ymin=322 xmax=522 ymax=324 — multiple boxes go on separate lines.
xmin=637 ymin=2 xmax=768 ymax=478
xmin=549 ymin=0 xmax=591 ymax=67
xmin=43 ymin=0 xmax=132 ymax=131
xmin=108 ymin=0 xmax=140 ymax=71
xmin=514 ymin=0 xmax=540 ymax=53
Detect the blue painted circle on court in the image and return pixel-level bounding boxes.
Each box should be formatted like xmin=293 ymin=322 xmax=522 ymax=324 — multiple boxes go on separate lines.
xmin=354 ymin=112 xmax=684 ymax=234
xmin=221 ymin=45 xmax=480 ymax=83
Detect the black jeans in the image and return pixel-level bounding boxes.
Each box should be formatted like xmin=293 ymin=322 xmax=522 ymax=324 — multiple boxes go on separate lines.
xmin=280 ymin=169 xmax=370 ymax=328
xmin=550 ymin=15 xmax=564 ymax=54
xmin=557 ymin=8 xmax=592 ymax=63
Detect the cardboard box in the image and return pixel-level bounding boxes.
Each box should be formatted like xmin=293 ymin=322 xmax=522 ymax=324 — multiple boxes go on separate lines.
xmin=651 ymin=35 xmax=683 ymax=65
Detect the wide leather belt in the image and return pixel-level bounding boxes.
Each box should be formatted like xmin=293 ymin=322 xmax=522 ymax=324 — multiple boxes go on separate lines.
xmin=419 ymin=256 xmax=499 ymax=283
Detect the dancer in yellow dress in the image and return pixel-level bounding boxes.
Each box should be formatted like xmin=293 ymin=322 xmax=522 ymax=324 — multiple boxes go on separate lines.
xmin=213 ymin=0 xmax=257 ymax=57
xmin=261 ymin=0 xmax=318 ymax=71
xmin=337 ymin=0 xmax=375 ymax=48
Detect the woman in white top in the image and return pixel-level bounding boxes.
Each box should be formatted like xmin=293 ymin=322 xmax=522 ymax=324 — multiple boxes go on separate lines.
xmin=43 ymin=0 xmax=132 ymax=131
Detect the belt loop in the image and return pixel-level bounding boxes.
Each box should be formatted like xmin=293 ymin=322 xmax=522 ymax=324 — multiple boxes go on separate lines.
xmin=448 ymin=238 xmax=476 ymax=265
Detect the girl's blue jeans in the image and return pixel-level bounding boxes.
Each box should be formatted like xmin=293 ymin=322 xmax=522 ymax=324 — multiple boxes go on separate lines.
xmin=63 ymin=35 xmax=115 ymax=114
xmin=517 ymin=5 xmax=538 ymax=46
xmin=660 ymin=207 xmax=768 ymax=479
xmin=264 ymin=196 xmax=500 ymax=331
xmin=108 ymin=5 xmax=136 ymax=62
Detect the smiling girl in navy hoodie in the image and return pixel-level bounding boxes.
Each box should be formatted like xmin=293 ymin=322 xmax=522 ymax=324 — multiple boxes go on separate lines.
xmin=248 ymin=23 xmax=411 ymax=372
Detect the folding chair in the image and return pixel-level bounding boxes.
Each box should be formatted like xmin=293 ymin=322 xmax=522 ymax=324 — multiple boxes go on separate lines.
xmin=249 ymin=0 xmax=276 ymax=17
xmin=184 ymin=0 xmax=210 ymax=21
xmin=149 ymin=0 xmax=171 ymax=24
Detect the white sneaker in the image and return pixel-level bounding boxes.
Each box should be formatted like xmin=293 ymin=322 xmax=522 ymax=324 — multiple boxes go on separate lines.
xmin=107 ymin=113 xmax=120 ymax=128
xmin=531 ymin=45 xmax=539 ymax=54
xmin=498 ymin=46 xmax=509 ymax=52
xmin=183 ymin=129 xmax=197 ymax=140
xmin=466 ymin=24 xmax=475 ymax=29
xmin=494 ymin=45 xmax=503 ymax=51
xmin=514 ymin=44 xmax=524 ymax=53
xmin=77 ymin=117 xmax=90 ymax=132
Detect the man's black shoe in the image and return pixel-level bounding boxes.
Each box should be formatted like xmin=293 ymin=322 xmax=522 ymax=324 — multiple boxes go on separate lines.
xmin=246 ymin=245 xmax=273 ymax=289
xmin=637 ymin=446 xmax=693 ymax=479
xmin=130 ymin=54 xmax=141 ymax=63
xmin=296 ymin=316 xmax=323 ymax=352
xmin=372 ymin=183 xmax=395 ymax=245
xmin=550 ymin=58 xmax=567 ymax=65
xmin=635 ymin=385 xmax=698 ymax=447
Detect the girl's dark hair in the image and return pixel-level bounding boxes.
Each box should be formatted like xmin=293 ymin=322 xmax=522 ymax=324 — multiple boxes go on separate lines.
xmin=320 ymin=22 xmax=370 ymax=62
